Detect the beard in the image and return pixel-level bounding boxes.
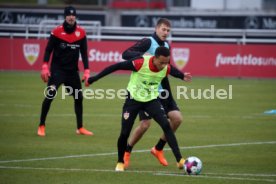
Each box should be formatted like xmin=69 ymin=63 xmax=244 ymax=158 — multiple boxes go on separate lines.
xmin=63 ymin=20 xmax=77 ymax=34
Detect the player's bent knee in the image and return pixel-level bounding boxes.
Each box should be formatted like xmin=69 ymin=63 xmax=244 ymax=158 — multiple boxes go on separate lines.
xmin=140 ymin=120 xmax=151 ymax=130
xmin=169 ymin=112 xmax=183 ymax=126
xmin=173 ymin=117 xmax=182 ymax=126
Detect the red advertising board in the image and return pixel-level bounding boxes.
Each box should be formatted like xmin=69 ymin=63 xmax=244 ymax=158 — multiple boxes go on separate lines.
xmin=171 ymin=42 xmax=276 ymax=78
xmin=0 ymin=38 xmax=276 ymax=78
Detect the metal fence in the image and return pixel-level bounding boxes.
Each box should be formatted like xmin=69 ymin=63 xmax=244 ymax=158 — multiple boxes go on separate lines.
xmin=1 ymin=21 xmax=276 ymax=44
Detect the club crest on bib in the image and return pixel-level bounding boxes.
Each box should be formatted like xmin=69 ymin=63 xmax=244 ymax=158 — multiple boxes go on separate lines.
xmin=172 ymin=48 xmax=190 ymax=70
xmin=23 ymin=44 xmax=40 ymax=66
xmin=75 ymin=31 xmax=80 ymax=37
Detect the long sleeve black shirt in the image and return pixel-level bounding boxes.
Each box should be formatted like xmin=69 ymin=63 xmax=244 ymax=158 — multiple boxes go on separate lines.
xmin=88 ymin=58 xmax=184 ymax=84
xmin=43 ymin=22 xmax=89 ymax=73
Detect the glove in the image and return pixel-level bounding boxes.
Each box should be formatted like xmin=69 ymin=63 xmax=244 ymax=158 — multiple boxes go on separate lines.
xmin=82 ymin=69 xmax=90 ymax=82
xmin=85 ymin=76 xmax=97 ymax=87
xmin=41 ymin=62 xmax=50 ymax=83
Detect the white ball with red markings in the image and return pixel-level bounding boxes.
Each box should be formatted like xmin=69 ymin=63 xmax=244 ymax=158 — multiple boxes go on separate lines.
xmin=184 ymin=156 xmax=202 ymax=175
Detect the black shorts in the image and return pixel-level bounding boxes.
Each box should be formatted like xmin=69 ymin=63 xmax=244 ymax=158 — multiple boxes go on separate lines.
xmin=139 ymin=93 xmax=180 ymax=121
xmin=47 ymin=70 xmax=82 ymax=97
xmin=122 ymin=92 xmax=168 ymax=126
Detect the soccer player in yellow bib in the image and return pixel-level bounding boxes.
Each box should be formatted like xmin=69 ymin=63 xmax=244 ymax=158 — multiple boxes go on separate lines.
xmin=86 ymin=47 xmax=186 ymax=171
xmin=122 ymin=18 xmax=191 ymax=168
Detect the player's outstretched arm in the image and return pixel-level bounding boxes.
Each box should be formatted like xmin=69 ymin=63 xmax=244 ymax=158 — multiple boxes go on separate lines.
xmin=170 ymin=65 xmax=192 ymax=82
xmin=85 ymin=60 xmax=136 ymax=86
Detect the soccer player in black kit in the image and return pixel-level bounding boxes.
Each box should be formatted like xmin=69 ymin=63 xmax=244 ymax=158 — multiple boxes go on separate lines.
xmin=37 ymin=6 xmax=93 ymax=136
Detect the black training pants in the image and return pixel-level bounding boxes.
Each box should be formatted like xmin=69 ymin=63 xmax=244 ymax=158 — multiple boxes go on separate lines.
xmin=117 ymin=92 xmax=182 ymax=163
xmin=40 ymin=70 xmax=83 ymax=129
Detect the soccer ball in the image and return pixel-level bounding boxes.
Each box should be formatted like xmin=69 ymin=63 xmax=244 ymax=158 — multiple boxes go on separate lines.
xmin=184 ymin=156 xmax=202 ymax=175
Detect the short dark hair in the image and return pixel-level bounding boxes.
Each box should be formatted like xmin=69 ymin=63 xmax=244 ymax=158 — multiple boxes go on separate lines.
xmin=155 ymin=46 xmax=170 ymax=57
xmin=156 ymin=18 xmax=171 ymax=27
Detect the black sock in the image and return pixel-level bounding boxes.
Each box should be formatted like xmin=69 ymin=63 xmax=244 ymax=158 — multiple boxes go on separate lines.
xmin=40 ymin=98 xmax=53 ymax=126
xmin=74 ymin=97 xmax=83 ymax=129
xmin=155 ymin=139 xmax=167 ymax=151
xmin=125 ymin=144 xmax=133 ymax=153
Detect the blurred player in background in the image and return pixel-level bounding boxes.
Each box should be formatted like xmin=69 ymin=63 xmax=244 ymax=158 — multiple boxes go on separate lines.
xmin=86 ymin=46 xmax=186 ymax=171
xmin=122 ymin=18 xmax=191 ymax=168
xmin=37 ymin=6 xmax=93 ymax=136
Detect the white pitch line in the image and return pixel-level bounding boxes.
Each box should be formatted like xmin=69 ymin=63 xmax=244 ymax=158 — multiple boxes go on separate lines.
xmin=0 ymin=112 xmax=272 ymax=119
xmin=205 ymin=172 xmax=276 ymax=177
xmin=0 ymin=166 xmax=162 ymax=174
xmin=0 ymin=166 xmax=181 ymax=175
xmin=0 ymin=113 xmax=118 ymax=117
xmin=0 ymin=166 xmax=275 ymax=183
xmin=0 ymin=141 xmax=275 ymax=164
xmin=178 ymin=141 xmax=276 ymax=150
xmin=0 ymin=113 xmax=270 ymax=118
xmin=155 ymin=173 xmax=276 ymax=183
xmin=134 ymin=141 xmax=276 ymax=153
xmin=0 ymin=152 xmax=117 ymax=163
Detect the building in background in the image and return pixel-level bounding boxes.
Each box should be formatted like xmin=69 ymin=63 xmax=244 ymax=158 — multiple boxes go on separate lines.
xmin=0 ymin=0 xmax=275 ymax=28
